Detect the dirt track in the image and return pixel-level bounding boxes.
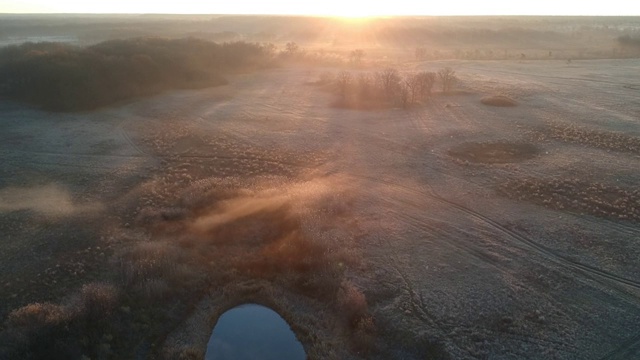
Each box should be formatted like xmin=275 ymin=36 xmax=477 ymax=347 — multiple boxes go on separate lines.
xmin=1 ymin=59 xmax=640 ymax=359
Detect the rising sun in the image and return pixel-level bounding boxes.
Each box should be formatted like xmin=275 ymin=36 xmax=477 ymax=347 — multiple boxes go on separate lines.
xmin=315 ymin=2 xmax=388 ymax=18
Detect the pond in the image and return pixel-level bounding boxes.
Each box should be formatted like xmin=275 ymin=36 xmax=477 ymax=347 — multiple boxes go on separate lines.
xmin=205 ymin=304 xmax=306 ymax=360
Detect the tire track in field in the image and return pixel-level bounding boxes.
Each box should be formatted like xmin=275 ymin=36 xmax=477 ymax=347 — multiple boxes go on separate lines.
xmin=408 ymin=102 xmax=640 ymax=239
xmin=429 ymin=187 xmax=640 ymax=292
xmin=0 ymin=149 xmax=145 ymax=175
xmin=370 ymin=209 xmax=474 ymax=358
xmin=355 ymin=171 xmax=638 ymax=358
xmin=350 ymin=172 xmax=640 ymax=293
xmin=118 ymin=122 xmax=152 ymax=158
xmin=171 ymin=153 xmax=323 ymax=171
xmin=599 ymin=331 xmax=640 ymax=360
xmin=463 ymin=66 xmax=638 ymax=88
xmin=0 ymin=149 xmax=147 ymax=160
xmin=362 ymin=185 xmax=581 ymax=357
xmin=379 ymin=195 xmax=508 ymax=270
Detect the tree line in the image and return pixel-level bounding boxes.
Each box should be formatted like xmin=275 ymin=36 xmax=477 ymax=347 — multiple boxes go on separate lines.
xmin=320 ymin=67 xmax=457 ymax=110
xmin=0 ymin=38 xmax=275 ymax=111
xmin=617 ymin=35 xmax=640 ymax=49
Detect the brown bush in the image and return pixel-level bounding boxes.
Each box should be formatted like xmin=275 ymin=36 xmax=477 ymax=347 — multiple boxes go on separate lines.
xmin=438 ymin=67 xmax=457 ymax=93
xmin=69 ymin=283 xmax=119 ymax=321
xmin=7 ymin=303 xmax=69 ymax=329
xmin=500 ymin=177 xmax=640 ymax=222
xmin=538 ymin=123 xmax=640 ymax=154
xmin=2 ymin=283 xmax=120 ymax=360
xmin=481 ymin=95 xmax=518 ymax=107
xmin=337 ymin=280 xmax=369 ymax=327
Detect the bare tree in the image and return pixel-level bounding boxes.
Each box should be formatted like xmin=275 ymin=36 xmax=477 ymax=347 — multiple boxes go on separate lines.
xmin=415 ymin=71 xmax=436 ymax=100
xmin=415 ymin=47 xmax=427 ymax=60
xmin=376 ymin=68 xmax=401 ymax=100
xmin=398 ymin=82 xmax=410 ymax=108
xmin=285 ymin=42 xmax=299 ymax=55
xmin=349 ymin=49 xmax=365 ymax=66
xmin=335 ymin=71 xmax=353 ymax=98
xmin=437 ymin=67 xmax=457 ymax=93
xmin=402 ymin=71 xmax=437 ymax=106
xmin=405 ymin=74 xmax=421 ymax=104
xmin=356 ymin=73 xmax=373 ymax=99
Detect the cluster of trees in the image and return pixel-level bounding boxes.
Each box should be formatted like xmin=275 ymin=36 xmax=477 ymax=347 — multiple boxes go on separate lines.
xmin=322 ymin=67 xmax=457 ymax=109
xmin=617 ymin=35 xmax=640 ymax=49
xmin=0 ymin=38 xmax=275 ymax=111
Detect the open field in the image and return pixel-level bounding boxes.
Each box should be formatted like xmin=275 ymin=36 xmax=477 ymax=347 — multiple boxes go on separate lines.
xmin=1 ymin=36 xmax=640 ymax=359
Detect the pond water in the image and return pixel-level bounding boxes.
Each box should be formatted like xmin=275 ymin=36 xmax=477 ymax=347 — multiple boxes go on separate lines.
xmin=205 ymin=304 xmax=306 ymax=360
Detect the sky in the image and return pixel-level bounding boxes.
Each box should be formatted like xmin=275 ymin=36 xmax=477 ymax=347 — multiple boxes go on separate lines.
xmin=0 ymin=0 xmax=639 ymax=16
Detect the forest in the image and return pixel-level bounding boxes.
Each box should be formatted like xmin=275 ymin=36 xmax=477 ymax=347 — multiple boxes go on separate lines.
xmin=0 ymin=38 xmax=274 ymax=111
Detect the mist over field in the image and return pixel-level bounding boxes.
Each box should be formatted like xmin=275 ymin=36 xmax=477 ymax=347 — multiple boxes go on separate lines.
xmin=1 ymin=14 xmax=640 ymax=360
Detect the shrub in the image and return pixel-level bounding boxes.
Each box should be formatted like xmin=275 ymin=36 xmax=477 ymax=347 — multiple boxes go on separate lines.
xmin=480 ymin=95 xmax=518 ymax=107
xmin=336 ymin=70 xmax=353 ymax=99
xmin=7 ymin=302 xmax=69 ymax=329
xmin=1 ymin=283 xmax=119 ymax=360
xmin=438 ymin=67 xmax=457 ymax=93
xmin=69 ymin=283 xmax=119 ymax=323
xmin=376 ymin=67 xmax=402 ymax=99
xmin=3 ymin=303 xmax=77 ymax=360
xmin=337 ymin=280 xmax=369 ymax=327
xmin=349 ymin=49 xmax=365 ymax=66
xmin=323 ymin=68 xmax=442 ymax=109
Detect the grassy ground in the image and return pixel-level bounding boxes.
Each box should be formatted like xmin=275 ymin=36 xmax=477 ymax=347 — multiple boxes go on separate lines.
xmin=1 ymin=58 xmax=640 ymax=359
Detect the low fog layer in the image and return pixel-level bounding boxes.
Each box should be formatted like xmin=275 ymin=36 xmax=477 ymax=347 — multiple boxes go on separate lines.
xmin=0 ymin=184 xmax=103 ymax=216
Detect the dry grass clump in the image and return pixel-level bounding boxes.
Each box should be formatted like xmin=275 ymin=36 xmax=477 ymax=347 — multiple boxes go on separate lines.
xmin=0 ymin=175 xmax=367 ymax=359
xmin=448 ymin=142 xmax=539 ymax=164
xmin=0 ymin=283 xmax=119 ymax=360
xmin=168 ymin=177 xmax=373 ymax=351
xmin=6 ymin=302 xmax=69 ymax=328
xmin=113 ymin=175 xmax=368 ymax=356
xmin=68 ymin=283 xmax=120 ymax=321
xmin=539 ymin=123 xmax=640 ymax=154
xmin=480 ymin=95 xmax=518 ymax=107
xmin=118 ymin=241 xmax=181 ymax=286
xmin=337 ymin=280 xmax=370 ymax=327
xmin=336 ymin=280 xmax=376 ymax=354
xmin=500 ymin=177 xmax=640 ymax=222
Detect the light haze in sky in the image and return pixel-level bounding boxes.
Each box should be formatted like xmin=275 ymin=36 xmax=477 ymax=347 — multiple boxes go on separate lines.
xmin=0 ymin=0 xmax=638 ymax=16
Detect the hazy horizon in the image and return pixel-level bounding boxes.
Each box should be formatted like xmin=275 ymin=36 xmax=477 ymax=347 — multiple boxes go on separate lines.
xmin=1 ymin=0 xmax=639 ymax=16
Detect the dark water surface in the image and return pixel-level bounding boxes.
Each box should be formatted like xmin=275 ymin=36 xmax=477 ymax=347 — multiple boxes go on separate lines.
xmin=205 ymin=304 xmax=306 ymax=360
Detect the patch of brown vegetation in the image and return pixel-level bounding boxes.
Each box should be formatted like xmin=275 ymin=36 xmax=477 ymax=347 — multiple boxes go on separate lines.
xmin=480 ymin=95 xmax=518 ymax=107
xmin=448 ymin=142 xmax=540 ymax=164
xmin=500 ymin=177 xmax=640 ymax=222
xmin=1 ymin=283 xmax=119 ymax=360
xmin=124 ymin=175 xmax=371 ymax=356
xmin=1 ymin=173 xmax=370 ymax=359
xmin=535 ymin=122 xmax=640 ymax=154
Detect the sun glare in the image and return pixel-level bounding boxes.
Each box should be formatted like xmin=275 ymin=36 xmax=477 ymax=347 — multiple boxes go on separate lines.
xmin=330 ymin=6 xmax=376 ymax=19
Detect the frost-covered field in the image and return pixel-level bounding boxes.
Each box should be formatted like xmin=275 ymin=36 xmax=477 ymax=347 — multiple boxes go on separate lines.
xmin=1 ymin=59 xmax=639 ymax=359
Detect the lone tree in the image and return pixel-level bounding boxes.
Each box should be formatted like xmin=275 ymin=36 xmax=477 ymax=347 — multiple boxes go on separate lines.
xmin=402 ymin=71 xmax=437 ymax=106
xmin=356 ymin=73 xmax=373 ymax=99
xmin=349 ymin=49 xmax=365 ymax=66
xmin=398 ymin=82 xmax=411 ymax=108
xmin=335 ymin=71 xmax=353 ymax=99
xmin=414 ymin=71 xmax=436 ymax=100
xmin=405 ymin=75 xmax=421 ymax=104
xmin=438 ymin=67 xmax=457 ymax=93
xmin=376 ymin=67 xmax=401 ymax=100
xmin=285 ymin=42 xmax=299 ymax=55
